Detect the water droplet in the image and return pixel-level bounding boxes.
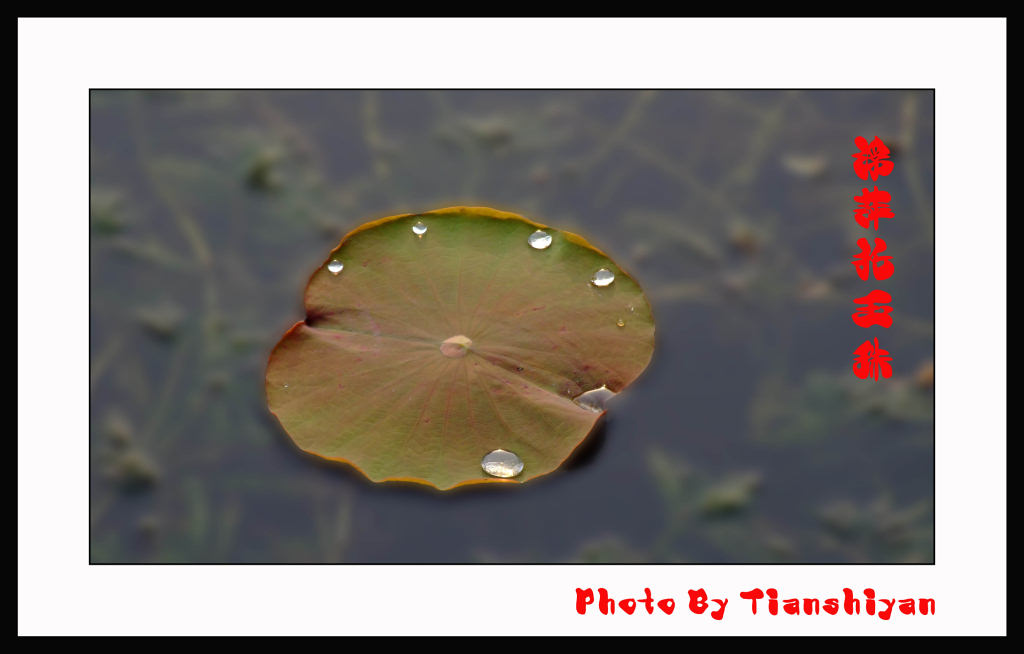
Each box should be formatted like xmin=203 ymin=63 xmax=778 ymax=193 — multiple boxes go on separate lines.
xmin=616 ymin=319 xmax=625 ymax=327
xmin=481 ymin=449 xmax=524 ymax=478
xmin=440 ymin=334 xmax=472 ymax=358
xmin=528 ymin=230 xmax=552 ymax=250
xmin=591 ymin=268 xmax=615 ymax=287
xmin=573 ymin=385 xmax=617 ymax=412
xmin=412 ymin=220 xmax=427 ymax=236
xmin=327 ymin=260 xmax=344 ymax=275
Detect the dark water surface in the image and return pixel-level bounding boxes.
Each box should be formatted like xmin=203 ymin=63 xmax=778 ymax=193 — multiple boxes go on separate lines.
xmin=90 ymin=90 xmax=934 ymax=563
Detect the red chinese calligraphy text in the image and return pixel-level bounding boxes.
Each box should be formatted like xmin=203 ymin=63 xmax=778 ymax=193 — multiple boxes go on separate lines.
xmin=852 ymin=289 xmax=894 ymax=328
xmin=854 ymin=186 xmax=894 ymax=230
xmin=851 ymin=136 xmax=895 ymax=181
xmin=853 ymin=338 xmax=893 ymax=380
xmin=851 ymin=237 xmax=894 ymax=281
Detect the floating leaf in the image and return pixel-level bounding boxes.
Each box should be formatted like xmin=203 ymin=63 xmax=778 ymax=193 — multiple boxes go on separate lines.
xmin=266 ymin=207 xmax=655 ymax=490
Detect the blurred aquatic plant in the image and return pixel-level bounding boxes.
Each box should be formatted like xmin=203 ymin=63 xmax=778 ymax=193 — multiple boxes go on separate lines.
xmin=97 ymin=410 xmax=161 ymax=492
xmin=573 ymin=535 xmax=647 ymax=563
xmin=780 ymin=152 xmax=829 ymax=179
xmin=645 ymin=447 xmax=784 ymax=561
xmin=648 ymin=448 xmax=763 ymax=521
xmin=750 ymin=367 xmax=935 ymax=445
xmin=90 ymin=187 xmax=129 ymax=235
xmin=817 ymin=495 xmax=933 ymax=563
xmin=135 ymin=300 xmax=186 ymax=341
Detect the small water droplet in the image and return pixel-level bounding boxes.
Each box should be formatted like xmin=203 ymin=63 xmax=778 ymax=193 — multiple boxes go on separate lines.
xmin=412 ymin=220 xmax=427 ymax=236
xmin=481 ymin=449 xmax=524 ymax=478
xmin=591 ymin=268 xmax=615 ymax=287
xmin=616 ymin=319 xmax=625 ymax=327
xmin=327 ymin=260 xmax=344 ymax=275
xmin=573 ymin=385 xmax=617 ymax=412
xmin=528 ymin=230 xmax=552 ymax=250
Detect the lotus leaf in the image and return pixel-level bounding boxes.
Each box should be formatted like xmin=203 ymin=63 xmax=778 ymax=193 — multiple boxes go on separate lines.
xmin=266 ymin=207 xmax=655 ymax=489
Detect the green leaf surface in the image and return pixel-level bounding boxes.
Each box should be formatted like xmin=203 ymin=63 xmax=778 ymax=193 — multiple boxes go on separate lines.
xmin=266 ymin=207 xmax=655 ymax=489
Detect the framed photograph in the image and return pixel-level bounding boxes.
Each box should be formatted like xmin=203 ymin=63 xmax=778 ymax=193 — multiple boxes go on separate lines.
xmin=19 ymin=18 xmax=1006 ymax=637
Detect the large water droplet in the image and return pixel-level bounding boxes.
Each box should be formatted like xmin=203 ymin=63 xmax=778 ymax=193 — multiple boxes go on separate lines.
xmin=440 ymin=334 xmax=472 ymax=358
xmin=327 ymin=260 xmax=344 ymax=275
xmin=481 ymin=449 xmax=524 ymax=478
xmin=616 ymin=319 xmax=625 ymax=328
xmin=591 ymin=268 xmax=615 ymax=287
xmin=573 ymin=385 xmax=617 ymax=412
xmin=528 ymin=230 xmax=552 ymax=250
xmin=412 ymin=220 xmax=427 ymax=236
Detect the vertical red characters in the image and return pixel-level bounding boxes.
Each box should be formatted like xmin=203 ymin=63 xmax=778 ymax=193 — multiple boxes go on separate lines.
xmin=851 ymin=136 xmax=895 ymax=181
xmin=851 ymin=136 xmax=895 ymax=379
xmin=853 ymin=338 xmax=893 ymax=381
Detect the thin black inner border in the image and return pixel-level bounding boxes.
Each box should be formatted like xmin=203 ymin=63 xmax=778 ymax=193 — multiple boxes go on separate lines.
xmin=87 ymin=87 xmax=937 ymax=565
